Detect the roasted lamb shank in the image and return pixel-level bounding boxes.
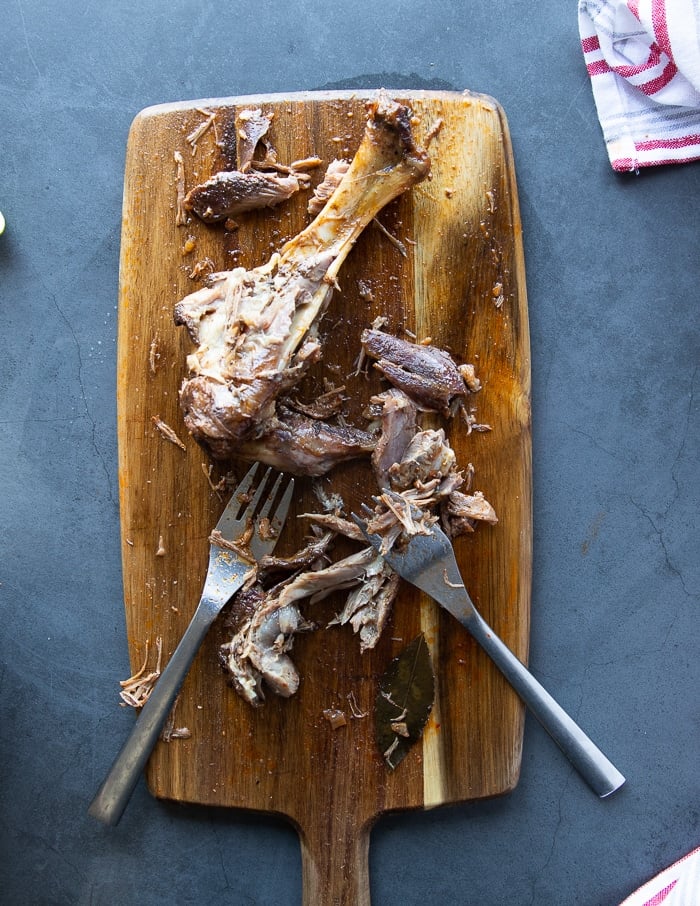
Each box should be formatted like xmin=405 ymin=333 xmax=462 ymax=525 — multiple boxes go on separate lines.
xmin=174 ymin=93 xmax=430 ymax=469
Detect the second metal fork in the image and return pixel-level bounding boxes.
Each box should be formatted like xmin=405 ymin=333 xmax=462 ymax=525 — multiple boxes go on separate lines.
xmin=88 ymin=462 xmax=294 ymax=826
xmin=354 ymin=506 xmax=626 ymax=798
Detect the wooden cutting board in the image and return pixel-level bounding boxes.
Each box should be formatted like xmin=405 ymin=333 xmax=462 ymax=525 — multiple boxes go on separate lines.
xmin=117 ymin=89 xmax=531 ymax=905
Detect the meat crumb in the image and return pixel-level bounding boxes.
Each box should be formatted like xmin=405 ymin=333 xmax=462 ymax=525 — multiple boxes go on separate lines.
xmin=209 ymin=528 xmax=255 ymax=562
xmin=149 ymin=334 xmax=161 ymax=374
xmin=289 ymin=156 xmax=323 ymax=171
xmin=357 ymin=280 xmax=374 ymax=302
xmin=373 ymin=217 xmax=408 ymax=257
xmin=346 ymin=691 xmax=368 ymax=719
xmin=424 ymin=117 xmax=444 ymax=146
xmin=383 ymin=736 xmax=400 ymax=764
xmin=152 ymin=416 xmax=187 ymax=451
xmin=160 ymin=693 xmax=192 ymax=741
xmin=323 ymin=708 xmax=347 ymax=729
xmin=257 ymin=516 xmax=278 ymax=542
xmin=163 ymin=726 xmax=191 ymax=741
xmin=188 ymin=257 xmax=216 ymax=280
xmin=493 ymin=281 xmax=505 ymax=308
xmin=202 ymin=462 xmax=227 ymax=495
xmin=442 ymin=569 xmax=464 ymax=589
xmin=462 ymin=412 xmax=492 ymax=434
xmin=174 ymin=150 xmax=187 ymax=226
xmin=186 ymin=108 xmax=217 ymax=155
xmin=390 ymin=721 xmax=410 ymax=737
xmin=156 ymin=534 xmax=166 ymax=557
xmin=459 ymin=363 xmax=481 ymax=393
xmin=310 ymin=479 xmax=345 ymax=514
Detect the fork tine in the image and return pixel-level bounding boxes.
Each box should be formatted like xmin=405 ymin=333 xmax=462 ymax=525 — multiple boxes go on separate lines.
xmin=270 ymin=476 xmax=294 ymax=529
xmin=235 ymin=461 xmax=261 ymax=500
xmin=241 ymin=466 xmax=273 ymax=520
xmin=247 ymin=474 xmax=294 ymax=560
xmin=257 ymin=471 xmax=284 ymax=521
xmin=350 ymin=513 xmax=366 ymax=533
xmin=351 ymin=512 xmax=382 ymax=549
xmin=213 ymin=462 xmax=262 ymax=535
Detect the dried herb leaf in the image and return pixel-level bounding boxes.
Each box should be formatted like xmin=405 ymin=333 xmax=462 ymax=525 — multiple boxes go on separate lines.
xmin=375 ymin=634 xmax=435 ymax=769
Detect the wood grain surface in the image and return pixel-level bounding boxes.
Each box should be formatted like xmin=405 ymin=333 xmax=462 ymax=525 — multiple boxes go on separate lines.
xmin=116 ymin=89 xmax=531 ymax=905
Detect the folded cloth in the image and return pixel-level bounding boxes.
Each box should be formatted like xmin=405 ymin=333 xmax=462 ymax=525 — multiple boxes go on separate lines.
xmin=578 ymin=0 xmax=700 ymax=170
xmin=619 ymin=847 xmax=700 ymax=905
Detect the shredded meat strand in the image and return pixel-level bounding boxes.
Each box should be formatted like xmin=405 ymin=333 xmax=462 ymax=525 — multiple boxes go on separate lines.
xmin=152 ymin=416 xmax=187 ymax=451
xmin=119 ymin=637 xmax=163 ymax=708
xmin=174 ymin=151 xmax=187 ymax=226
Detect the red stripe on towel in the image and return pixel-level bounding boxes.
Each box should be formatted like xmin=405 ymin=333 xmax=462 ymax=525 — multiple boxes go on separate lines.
xmin=581 ymin=35 xmax=601 ymax=53
xmin=638 ymin=59 xmax=678 ymax=94
xmin=651 ymin=0 xmax=674 ymax=63
xmin=613 ymin=45 xmax=661 ymax=78
xmin=636 ymin=133 xmax=700 ymax=150
xmin=644 ymin=878 xmax=677 ymax=905
xmin=588 ymin=59 xmax=612 ymax=76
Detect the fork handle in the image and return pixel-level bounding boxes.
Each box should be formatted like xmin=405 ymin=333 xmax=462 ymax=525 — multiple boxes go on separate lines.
xmin=464 ymin=608 xmax=626 ymax=797
xmin=88 ymin=601 xmax=218 ymax=825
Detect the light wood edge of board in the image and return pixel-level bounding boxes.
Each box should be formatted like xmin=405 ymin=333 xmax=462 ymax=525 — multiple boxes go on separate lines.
xmin=128 ymin=87 xmax=503 ymax=125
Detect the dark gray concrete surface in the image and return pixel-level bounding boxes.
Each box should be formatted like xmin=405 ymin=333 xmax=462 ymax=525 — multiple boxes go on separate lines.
xmin=1 ymin=2 xmax=698 ymax=904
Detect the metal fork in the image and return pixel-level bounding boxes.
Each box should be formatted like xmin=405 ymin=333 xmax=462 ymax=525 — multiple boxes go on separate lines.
xmin=89 ymin=463 xmax=294 ymax=826
xmin=353 ymin=507 xmax=626 ymax=798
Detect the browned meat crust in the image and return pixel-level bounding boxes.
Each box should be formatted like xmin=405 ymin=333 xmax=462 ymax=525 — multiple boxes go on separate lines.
xmin=237 ymin=411 xmax=375 ymax=477
xmin=361 ymin=329 xmax=474 ymax=416
xmin=184 ymin=169 xmax=310 ymax=222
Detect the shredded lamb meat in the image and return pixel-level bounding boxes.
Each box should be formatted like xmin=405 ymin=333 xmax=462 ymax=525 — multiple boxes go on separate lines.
xmin=183 ymin=107 xmax=314 ymax=222
xmin=236 ymin=108 xmax=275 ymax=172
xmin=175 ymin=96 xmax=497 ymax=710
xmin=307 ymin=158 xmax=350 ymax=216
xmin=174 ymin=93 xmax=430 ymax=467
xmin=219 ymin=384 xmax=497 ymax=706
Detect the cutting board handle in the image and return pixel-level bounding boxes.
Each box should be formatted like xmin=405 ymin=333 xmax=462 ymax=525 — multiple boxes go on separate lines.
xmin=298 ymin=817 xmax=373 ymax=906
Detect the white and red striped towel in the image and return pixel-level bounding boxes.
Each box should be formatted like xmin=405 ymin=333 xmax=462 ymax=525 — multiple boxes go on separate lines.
xmin=578 ymin=0 xmax=700 ymax=170
xmin=618 ymin=847 xmax=700 ymax=906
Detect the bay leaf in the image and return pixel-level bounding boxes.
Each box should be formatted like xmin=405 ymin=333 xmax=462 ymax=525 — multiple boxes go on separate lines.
xmin=375 ymin=633 xmax=435 ymax=770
